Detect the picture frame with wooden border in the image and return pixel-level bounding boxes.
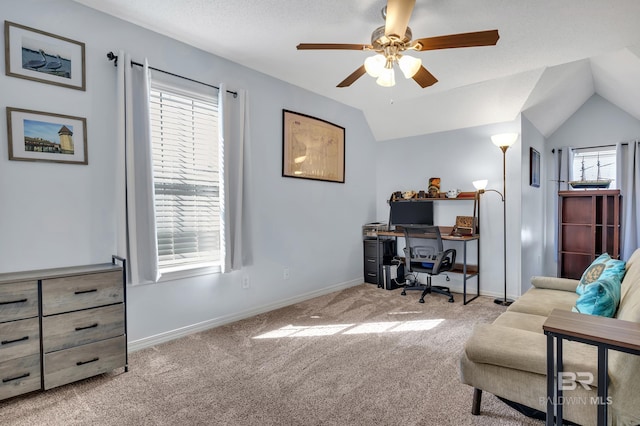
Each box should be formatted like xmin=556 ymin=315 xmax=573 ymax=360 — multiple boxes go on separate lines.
xmin=282 ymin=109 xmax=345 ymax=183
xmin=5 ymin=21 xmax=86 ymax=91
xmin=7 ymin=107 xmax=88 ymax=165
xmin=530 ymin=147 xmax=540 ymax=187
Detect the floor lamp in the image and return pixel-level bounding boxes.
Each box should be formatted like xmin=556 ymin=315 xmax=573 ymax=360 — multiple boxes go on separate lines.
xmin=473 ymin=133 xmax=518 ymax=307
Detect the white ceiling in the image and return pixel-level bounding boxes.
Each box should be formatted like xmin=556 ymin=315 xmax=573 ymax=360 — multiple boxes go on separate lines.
xmin=72 ymin=0 xmax=640 ymax=140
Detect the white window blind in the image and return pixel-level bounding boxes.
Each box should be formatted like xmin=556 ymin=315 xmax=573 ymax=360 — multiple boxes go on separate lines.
xmin=149 ymin=81 xmax=221 ymax=272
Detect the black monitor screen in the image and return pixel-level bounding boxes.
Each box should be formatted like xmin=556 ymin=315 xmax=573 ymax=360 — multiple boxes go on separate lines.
xmin=389 ymin=201 xmax=434 ymax=226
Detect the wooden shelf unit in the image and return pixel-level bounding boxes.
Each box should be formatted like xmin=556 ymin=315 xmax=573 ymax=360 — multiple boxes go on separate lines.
xmin=558 ymin=190 xmax=621 ymax=279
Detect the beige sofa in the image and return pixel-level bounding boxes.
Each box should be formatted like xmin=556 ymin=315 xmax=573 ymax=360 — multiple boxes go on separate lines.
xmin=460 ymin=248 xmax=640 ymax=426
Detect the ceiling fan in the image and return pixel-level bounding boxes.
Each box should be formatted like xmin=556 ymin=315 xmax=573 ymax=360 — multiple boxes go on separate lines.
xmin=296 ymin=0 xmax=499 ymax=88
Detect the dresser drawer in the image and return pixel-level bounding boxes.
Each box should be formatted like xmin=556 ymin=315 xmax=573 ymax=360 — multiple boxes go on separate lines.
xmin=44 ymin=335 xmax=125 ymax=390
xmin=0 ymin=317 xmax=40 ymax=361
xmin=43 ymin=304 xmax=124 ymax=353
xmin=42 ymin=271 xmax=123 ymax=315
xmin=0 ymin=353 xmax=41 ymax=400
xmin=0 ymin=281 xmax=38 ymax=322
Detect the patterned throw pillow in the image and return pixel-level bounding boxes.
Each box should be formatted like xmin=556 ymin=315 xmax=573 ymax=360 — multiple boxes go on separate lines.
xmin=572 ymin=253 xmax=626 ymax=317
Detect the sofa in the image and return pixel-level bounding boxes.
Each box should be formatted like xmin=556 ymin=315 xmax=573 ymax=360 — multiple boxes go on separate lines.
xmin=460 ymin=248 xmax=640 ymax=426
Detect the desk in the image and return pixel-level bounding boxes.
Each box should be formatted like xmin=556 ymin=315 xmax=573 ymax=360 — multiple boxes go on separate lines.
xmin=543 ymin=309 xmax=640 ymax=425
xmin=377 ymin=227 xmax=480 ymax=304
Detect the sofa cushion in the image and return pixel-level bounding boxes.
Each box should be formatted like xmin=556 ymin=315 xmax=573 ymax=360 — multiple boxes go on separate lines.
xmin=507 ymin=288 xmax=578 ymax=317
xmin=617 ymin=249 xmax=640 ymax=323
xmin=492 ymin=311 xmax=547 ymax=334
xmin=464 ymin=323 xmax=599 ymax=384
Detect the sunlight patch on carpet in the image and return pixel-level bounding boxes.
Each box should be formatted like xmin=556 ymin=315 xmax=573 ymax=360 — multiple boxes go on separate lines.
xmin=253 ymin=319 xmax=445 ymax=339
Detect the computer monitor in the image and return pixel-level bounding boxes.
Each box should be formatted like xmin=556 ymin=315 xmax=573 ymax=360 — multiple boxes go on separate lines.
xmin=389 ymin=200 xmax=434 ymax=227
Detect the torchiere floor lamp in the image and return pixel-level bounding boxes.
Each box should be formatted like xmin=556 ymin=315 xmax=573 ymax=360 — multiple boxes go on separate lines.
xmin=473 ymin=133 xmax=518 ymax=306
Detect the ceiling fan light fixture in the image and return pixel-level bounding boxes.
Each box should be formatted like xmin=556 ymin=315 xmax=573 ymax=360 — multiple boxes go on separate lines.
xmin=376 ymin=67 xmax=395 ymax=87
xmin=364 ymin=54 xmax=385 ymax=77
xmin=398 ymin=54 xmax=422 ymax=78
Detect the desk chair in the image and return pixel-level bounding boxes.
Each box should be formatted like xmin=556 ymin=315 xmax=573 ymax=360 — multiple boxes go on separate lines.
xmin=400 ymin=226 xmax=456 ymax=303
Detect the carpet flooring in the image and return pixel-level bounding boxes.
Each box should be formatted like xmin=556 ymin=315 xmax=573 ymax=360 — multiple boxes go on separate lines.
xmin=0 ymin=284 xmax=544 ymax=425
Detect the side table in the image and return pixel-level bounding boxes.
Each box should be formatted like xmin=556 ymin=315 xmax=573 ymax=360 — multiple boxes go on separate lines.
xmin=543 ymin=309 xmax=640 ymax=425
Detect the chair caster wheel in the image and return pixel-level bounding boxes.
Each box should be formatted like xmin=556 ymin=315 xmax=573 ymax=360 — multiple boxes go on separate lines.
xmin=419 ymin=298 xmax=425 ymax=303
xmin=448 ymin=298 xmax=454 ymax=303
xmin=401 ymin=290 xmax=406 ymax=296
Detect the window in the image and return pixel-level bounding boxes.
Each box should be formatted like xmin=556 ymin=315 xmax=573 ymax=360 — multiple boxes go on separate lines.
xmin=149 ymin=80 xmax=221 ymax=273
xmin=572 ymin=146 xmax=617 ymax=189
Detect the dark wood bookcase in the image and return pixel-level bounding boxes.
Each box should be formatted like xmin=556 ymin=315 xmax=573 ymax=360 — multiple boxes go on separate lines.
xmin=558 ymin=190 xmax=621 ymax=279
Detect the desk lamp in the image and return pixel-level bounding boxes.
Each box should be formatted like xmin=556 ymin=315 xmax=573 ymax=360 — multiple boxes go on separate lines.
xmin=474 ymin=132 xmax=518 ymax=307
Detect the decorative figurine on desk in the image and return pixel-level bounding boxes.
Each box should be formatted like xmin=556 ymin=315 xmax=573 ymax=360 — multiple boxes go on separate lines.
xmin=428 ymin=177 xmax=440 ymax=198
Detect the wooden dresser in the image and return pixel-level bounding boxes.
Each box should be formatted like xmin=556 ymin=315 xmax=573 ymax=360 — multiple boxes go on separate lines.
xmin=0 ymin=256 xmax=127 ymax=400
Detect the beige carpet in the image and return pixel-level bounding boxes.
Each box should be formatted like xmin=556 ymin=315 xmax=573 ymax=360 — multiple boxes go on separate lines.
xmin=1 ymin=284 xmax=543 ymax=425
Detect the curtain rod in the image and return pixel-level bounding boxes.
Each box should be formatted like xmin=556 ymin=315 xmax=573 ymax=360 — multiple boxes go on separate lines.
xmin=106 ymin=52 xmax=237 ymax=98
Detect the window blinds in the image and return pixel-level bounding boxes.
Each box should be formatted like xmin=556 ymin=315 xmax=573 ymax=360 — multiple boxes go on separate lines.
xmin=149 ymin=83 xmax=221 ymax=271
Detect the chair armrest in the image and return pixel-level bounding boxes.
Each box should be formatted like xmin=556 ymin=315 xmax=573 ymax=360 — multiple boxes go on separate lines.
xmin=531 ymin=276 xmax=579 ymax=292
xmin=433 ymin=248 xmax=456 ymax=275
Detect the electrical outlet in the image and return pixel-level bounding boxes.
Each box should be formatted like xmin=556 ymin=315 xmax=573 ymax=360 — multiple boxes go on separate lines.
xmin=242 ymin=276 xmax=250 ymax=289
xmin=283 ymin=267 xmax=290 ymax=280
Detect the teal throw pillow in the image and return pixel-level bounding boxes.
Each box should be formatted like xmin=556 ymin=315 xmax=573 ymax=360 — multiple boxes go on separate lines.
xmin=572 ymin=253 xmax=626 ymax=317
xmin=579 ymin=253 xmax=626 ymax=286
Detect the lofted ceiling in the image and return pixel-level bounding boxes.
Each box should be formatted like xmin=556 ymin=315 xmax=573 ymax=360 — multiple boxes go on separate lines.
xmin=72 ymin=0 xmax=640 ymax=140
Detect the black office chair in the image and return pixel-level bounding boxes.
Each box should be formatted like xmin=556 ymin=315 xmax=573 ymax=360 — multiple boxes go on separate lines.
xmin=400 ymin=225 xmax=456 ymax=303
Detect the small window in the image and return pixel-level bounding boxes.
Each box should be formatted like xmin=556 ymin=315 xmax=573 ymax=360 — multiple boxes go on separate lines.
xmin=149 ymin=81 xmax=221 ymax=273
xmin=572 ymin=147 xmax=617 ymax=189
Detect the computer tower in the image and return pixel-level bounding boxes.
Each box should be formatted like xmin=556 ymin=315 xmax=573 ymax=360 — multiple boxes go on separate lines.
xmin=382 ymin=262 xmax=404 ymax=290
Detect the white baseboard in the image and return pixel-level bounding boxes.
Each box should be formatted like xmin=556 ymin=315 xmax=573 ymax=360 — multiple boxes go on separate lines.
xmin=128 ymin=278 xmax=362 ymax=352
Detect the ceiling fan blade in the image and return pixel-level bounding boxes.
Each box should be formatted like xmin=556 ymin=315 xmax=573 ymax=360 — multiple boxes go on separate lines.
xmin=412 ymin=66 xmax=438 ymax=88
xmin=337 ymin=65 xmax=367 ymax=88
xmin=297 ymin=43 xmax=372 ymax=51
xmin=384 ymin=0 xmax=416 ymax=40
xmin=413 ymin=30 xmax=500 ymax=51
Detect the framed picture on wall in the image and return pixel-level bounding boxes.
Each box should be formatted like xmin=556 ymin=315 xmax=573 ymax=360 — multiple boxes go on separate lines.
xmin=7 ymin=107 xmax=88 ymax=165
xmin=5 ymin=21 xmax=86 ymax=90
xmin=530 ymin=147 xmax=540 ymax=187
xmin=282 ymin=109 xmax=345 ymax=183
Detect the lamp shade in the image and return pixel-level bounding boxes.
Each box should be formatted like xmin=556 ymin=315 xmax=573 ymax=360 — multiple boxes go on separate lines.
xmin=376 ymin=67 xmax=396 ymax=87
xmin=472 ymin=179 xmax=488 ymax=191
xmin=364 ymin=54 xmax=385 ymax=78
xmin=398 ymin=55 xmax=422 ymax=79
xmin=491 ymin=133 xmax=518 ymax=148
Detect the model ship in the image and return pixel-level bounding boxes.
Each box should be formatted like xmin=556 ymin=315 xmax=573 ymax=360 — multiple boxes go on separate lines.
xmin=569 ymin=156 xmax=612 ymax=189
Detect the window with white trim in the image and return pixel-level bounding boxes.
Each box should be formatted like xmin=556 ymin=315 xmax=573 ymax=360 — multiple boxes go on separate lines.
xmin=572 ymin=146 xmax=617 ymax=189
xmin=149 ymin=80 xmax=221 ymax=273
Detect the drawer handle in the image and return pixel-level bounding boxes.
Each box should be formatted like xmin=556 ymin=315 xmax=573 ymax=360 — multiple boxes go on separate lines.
xmin=76 ymin=357 xmax=99 ymax=366
xmin=74 ymin=289 xmax=98 ymax=295
xmin=1 ymin=336 xmax=29 ymax=345
xmin=366 ymin=259 xmax=376 ymax=263
xmin=367 ymin=272 xmax=376 ymax=277
xmin=2 ymin=372 xmax=30 ymax=383
xmin=0 ymin=298 xmax=27 ymax=306
xmin=75 ymin=323 xmax=99 ymax=331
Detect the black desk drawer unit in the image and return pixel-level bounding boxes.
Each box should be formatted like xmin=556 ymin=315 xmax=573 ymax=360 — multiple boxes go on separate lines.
xmin=363 ymin=239 xmax=396 ymax=285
